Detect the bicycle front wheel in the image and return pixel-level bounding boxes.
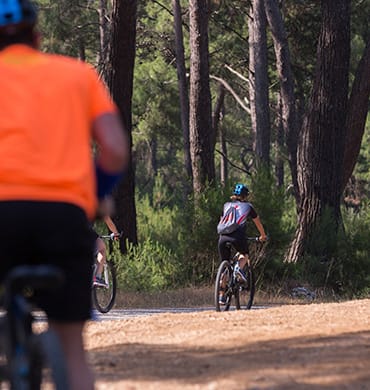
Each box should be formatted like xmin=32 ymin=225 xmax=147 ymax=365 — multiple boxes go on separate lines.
xmin=235 ymin=265 xmax=255 ymax=310
xmin=92 ymin=260 xmax=117 ymax=313
xmin=215 ymin=260 xmax=233 ymax=312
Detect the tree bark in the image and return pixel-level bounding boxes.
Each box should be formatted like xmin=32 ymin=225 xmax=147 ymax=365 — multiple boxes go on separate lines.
xmin=285 ymin=0 xmax=350 ymax=263
xmin=98 ymin=0 xmax=110 ymax=77
xmin=212 ymin=84 xmax=226 ymax=184
xmin=189 ymin=0 xmax=215 ymax=195
xmin=274 ymin=93 xmax=284 ymax=188
xmin=264 ymin=0 xmax=298 ymax=200
xmin=342 ymin=38 xmax=370 ymax=190
xmin=172 ymin=0 xmax=192 ymax=179
xmin=248 ymin=0 xmax=271 ymax=166
xmin=107 ymin=0 xmax=138 ymax=247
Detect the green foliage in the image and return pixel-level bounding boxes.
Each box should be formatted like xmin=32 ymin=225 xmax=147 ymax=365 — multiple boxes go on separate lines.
xmin=116 ymin=239 xmax=180 ymax=292
xmin=136 ymin=177 xmax=181 ymax=252
xmin=285 ymin=206 xmax=370 ymax=297
xmin=248 ymin=167 xmax=289 ymax=243
xmin=36 ymin=0 xmax=100 ymax=63
xmin=123 ymin=164 xmax=370 ymax=298
xmin=176 ymin=184 xmax=226 ymax=284
xmin=33 ymin=0 xmax=369 ymax=298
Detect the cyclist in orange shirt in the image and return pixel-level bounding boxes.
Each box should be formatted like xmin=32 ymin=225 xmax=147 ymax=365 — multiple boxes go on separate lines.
xmin=0 ymin=1 xmax=129 ymax=389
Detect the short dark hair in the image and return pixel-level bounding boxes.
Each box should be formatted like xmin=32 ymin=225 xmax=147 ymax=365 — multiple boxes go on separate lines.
xmin=0 ymin=25 xmax=35 ymax=50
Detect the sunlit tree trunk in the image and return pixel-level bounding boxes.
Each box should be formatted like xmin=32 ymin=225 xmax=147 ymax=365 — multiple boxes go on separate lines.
xmin=265 ymin=0 xmax=298 ymax=200
xmin=98 ymin=0 xmax=110 ymax=81
xmin=248 ymin=0 xmax=271 ymax=166
xmin=274 ymin=94 xmax=284 ymax=188
xmin=107 ymin=0 xmax=138 ymax=247
xmin=189 ymin=0 xmax=215 ymax=195
xmin=173 ymin=0 xmax=192 ymax=180
xmin=212 ymin=84 xmax=226 ymax=184
xmin=285 ymin=0 xmax=350 ymax=263
xmin=342 ymin=38 xmax=370 ymax=190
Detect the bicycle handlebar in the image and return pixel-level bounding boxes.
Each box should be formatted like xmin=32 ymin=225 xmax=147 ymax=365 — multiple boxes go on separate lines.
xmin=99 ymin=232 xmax=123 ymax=240
xmin=246 ymin=236 xmax=269 ymax=242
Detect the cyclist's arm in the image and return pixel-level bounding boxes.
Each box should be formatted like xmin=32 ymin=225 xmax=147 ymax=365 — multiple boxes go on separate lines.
xmin=104 ymin=216 xmax=119 ymax=236
xmin=92 ymin=112 xmax=129 ymax=173
xmin=252 ymin=216 xmax=267 ymax=242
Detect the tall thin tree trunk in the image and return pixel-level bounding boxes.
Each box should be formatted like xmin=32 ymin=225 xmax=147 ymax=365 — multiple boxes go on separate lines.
xmin=342 ymin=38 xmax=370 ymax=190
xmin=212 ymin=84 xmax=226 ymax=184
xmin=107 ymin=0 xmax=138 ymax=247
xmin=98 ymin=0 xmax=110 ymax=82
xmin=275 ymin=94 xmax=284 ymax=187
xmin=264 ymin=0 xmax=298 ymax=199
xmin=173 ymin=0 xmax=192 ymax=179
xmin=189 ymin=0 xmax=215 ymax=195
xmin=212 ymin=84 xmax=225 ymax=155
xmin=248 ymin=0 xmax=271 ymax=166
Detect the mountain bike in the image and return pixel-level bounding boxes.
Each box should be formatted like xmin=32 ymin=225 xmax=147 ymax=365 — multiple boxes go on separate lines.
xmin=0 ymin=265 xmax=69 ymax=389
xmin=215 ymin=237 xmax=262 ymax=312
xmin=92 ymin=232 xmax=121 ymax=313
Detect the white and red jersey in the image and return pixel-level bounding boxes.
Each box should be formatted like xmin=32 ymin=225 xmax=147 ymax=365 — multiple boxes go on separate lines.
xmin=222 ymin=201 xmax=257 ymax=228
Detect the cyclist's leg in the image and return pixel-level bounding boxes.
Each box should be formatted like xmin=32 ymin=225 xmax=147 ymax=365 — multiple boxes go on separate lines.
xmin=232 ymin=233 xmax=250 ymax=271
xmin=217 ymin=236 xmax=232 ymax=297
xmin=238 ymin=253 xmax=250 ymax=269
xmin=49 ymin=321 xmax=93 ymax=390
xmin=32 ymin=202 xmax=95 ymax=390
xmin=218 ymin=235 xmax=231 ymax=262
xmin=95 ymin=237 xmax=107 ymax=277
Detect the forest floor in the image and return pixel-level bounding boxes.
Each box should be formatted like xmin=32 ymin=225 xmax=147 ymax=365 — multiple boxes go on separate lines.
xmin=84 ymin=289 xmax=370 ymax=389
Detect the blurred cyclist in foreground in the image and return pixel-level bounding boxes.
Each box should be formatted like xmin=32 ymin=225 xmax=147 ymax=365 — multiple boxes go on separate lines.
xmin=0 ymin=1 xmax=129 ymax=388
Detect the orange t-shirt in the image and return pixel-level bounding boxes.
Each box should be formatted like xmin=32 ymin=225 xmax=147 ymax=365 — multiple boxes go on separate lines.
xmin=0 ymin=44 xmax=117 ymax=219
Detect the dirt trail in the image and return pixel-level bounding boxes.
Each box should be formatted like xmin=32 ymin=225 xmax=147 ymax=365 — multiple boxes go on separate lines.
xmin=85 ymin=298 xmax=370 ymax=389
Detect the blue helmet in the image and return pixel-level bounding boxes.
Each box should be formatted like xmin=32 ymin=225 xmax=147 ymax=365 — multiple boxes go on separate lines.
xmin=0 ymin=0 xmax=37 ymax=29
xmin=233 ymin=183 xmax=249 ymax=197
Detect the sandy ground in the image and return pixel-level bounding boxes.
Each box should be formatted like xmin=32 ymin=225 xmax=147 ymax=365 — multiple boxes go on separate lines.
xmin=85 ymin=298 xmax=370 ymax=389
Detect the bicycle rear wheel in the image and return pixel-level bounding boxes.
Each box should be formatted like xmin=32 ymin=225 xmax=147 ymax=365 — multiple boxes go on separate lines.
xmin=92 ymin=260 xmax=116 ymax=313
xmin=235 ymin=265 xmax=255 ymax=310
xmin=215 ymin=260 xmax=233 ymax=312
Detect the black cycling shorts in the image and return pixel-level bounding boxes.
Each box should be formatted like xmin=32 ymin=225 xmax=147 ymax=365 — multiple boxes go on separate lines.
xmin=0 ymin=201 xmax=95 ymax=322
xmin=218 ymin=228 xmax=249 ymax=261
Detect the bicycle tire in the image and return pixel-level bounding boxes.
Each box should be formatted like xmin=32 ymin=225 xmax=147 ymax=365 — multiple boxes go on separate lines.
xmin=215 ymin=260 xmax=233 ymax=312
xmin=235 ymin=265 xmax=255 ymax=310
xmin=92 ymin=260 xmax=117 ymax=313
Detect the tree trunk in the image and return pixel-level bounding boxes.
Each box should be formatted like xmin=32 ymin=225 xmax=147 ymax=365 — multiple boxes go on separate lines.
xmin=248 ymin=0 xmax=271 ymax=166
xmin=107 ymin=0 xmax=138 ymax=247
xmin=274 ymin=93 xmax=284 ymax=188
xmin=172 ymin=0 xmax=192 ymax=180
xmin=285 ymin=0 xmax=350 ymax=263
xmin=212 ymin=84 xmax=226 ymax=184
xmin=98 ymin=0 xmax=110 ymax=82
xmin=264 ymin=0 xmax=298 ymax=200
xmin=342 ymin=38 xmax=370 ymax=190
xmin=189 ymin=0 xmax=215 ymax=195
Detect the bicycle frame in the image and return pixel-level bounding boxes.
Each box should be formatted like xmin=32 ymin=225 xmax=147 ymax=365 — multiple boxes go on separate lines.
xmin=92 ymin=232 xmax=121 ymax=313
xmin=0 ymin=265 xmax=69 ymax=389
xmin=215 ymin=237 xmax=261 ymax=312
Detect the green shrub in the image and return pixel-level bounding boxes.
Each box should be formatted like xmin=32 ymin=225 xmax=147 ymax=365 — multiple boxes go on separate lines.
xmin=290 ymin=206 xmax=370 ymax=297
xmin=115 ymin=238 xmax=181 ymax=292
